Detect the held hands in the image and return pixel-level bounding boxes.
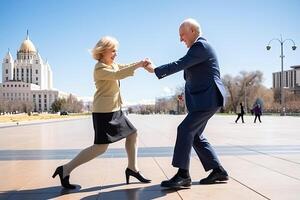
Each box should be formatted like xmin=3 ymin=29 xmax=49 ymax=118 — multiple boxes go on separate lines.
xmin=142 ymin=58 xmax=155 ymax=73
xmin=137 ymin=58 xmax=155 ymax=73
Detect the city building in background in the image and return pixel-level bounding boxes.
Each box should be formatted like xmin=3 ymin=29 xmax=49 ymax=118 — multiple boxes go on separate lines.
xmin=0 ymin=32 xmax=70 ymax=112
xmin=273 ymin=65 xmax=300 ymax=94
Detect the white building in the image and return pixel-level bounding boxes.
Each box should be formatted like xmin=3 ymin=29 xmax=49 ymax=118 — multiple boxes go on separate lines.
xmin=0 ymin=32 xmax=69 ymax=112
xmin=273 ymin=65 xmax=300 ymax=94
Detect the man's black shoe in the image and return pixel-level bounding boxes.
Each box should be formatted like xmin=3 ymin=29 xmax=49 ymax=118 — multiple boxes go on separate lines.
xmin=200 ymin=170 xmax=229 ymax=184
xmin=161 ymin=174 xmax=191 ymax=189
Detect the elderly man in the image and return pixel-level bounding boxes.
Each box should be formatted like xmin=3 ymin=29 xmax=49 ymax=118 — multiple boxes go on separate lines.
xmin=144 ymin=18 xmax=228 ymax=188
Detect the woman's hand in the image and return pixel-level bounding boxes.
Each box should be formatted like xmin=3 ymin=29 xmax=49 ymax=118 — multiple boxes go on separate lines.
xmin=135 ymin=58 xmax=155 ymax=73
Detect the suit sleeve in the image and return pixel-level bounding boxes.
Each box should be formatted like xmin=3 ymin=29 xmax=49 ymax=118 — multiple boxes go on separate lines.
xmin=154 ymin=42 xmax=210 ymax=79
xmin=94 ymin=64 xmax=139 ymax=80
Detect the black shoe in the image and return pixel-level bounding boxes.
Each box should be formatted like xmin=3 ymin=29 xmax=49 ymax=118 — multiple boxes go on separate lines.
xmin=200 ymin=169 xmax=229 ymax=184
xmin=161 ymin=174 xmax=191 ymax=189
xmin=52 ymin=166 xmax=76 ymax=189
xmin=125 ymin=168 xmax=151 ymax=184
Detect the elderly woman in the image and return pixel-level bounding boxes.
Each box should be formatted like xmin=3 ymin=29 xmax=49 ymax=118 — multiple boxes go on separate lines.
xmin=52 ymin=36 xmax=151 ymax=189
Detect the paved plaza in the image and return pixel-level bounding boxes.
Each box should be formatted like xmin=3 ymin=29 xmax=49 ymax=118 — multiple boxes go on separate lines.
xmin=0 ymin=114 xmax=299 ymax=199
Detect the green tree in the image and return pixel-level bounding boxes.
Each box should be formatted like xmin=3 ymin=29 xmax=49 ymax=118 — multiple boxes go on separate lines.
xmin=51 ymin=98 xmax=66 ymax=112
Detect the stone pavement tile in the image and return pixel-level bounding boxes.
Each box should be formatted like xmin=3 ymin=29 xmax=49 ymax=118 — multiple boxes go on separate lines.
xmin=222 ymin=156 xmax=300 ymax=200
xmin=235 ymin=154 xmax=300 ymax=180
xmin=0 ymin=118 xmax=94 ymax=150
xmin=7 ymin=193 xmax=61 ymax=200
xmin=6 ymin=189 xmax=181 ymax=200
xmin=1 ymin=158 xmax=180 ymax=199
xmin=7 ymin=191 xmax=99 ymax=200
xmin=94 ymin=157 xmax=167 ymax=191
xmin=128 ymin=115 xmax=182 ymax=147
xmin=97 ymin=189 xmax=181 ymax=200
xmin=20 ymin=159 xmax=107 ymax=190
xmin=7 ymin=190 xmax=181 ymax=200
xmin=177 ymin=185 xmax=267 ymax=200
xmin=151 ymin=157 xmax=177 ymax=179
xmin=0 ymin=161 xmax=37 ymax=191
xmin=154 ymin=157 xmax=267 ymax=200
xmin=277 ymin=155 xmax=300 ymax=163
xmin=68 ymin=157 xmax=181 ymax=199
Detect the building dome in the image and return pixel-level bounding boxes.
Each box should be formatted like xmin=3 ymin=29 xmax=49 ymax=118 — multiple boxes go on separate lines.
xmin=19 ymin=38 xmax=36 ymax=52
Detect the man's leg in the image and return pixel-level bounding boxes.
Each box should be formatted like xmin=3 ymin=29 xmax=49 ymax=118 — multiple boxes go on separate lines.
xmin=191 ymin=108 xmax=228 ymax=184
xmin=191 ymin=109 xmax=221 ymax=171
xmin=193 ymin=135 xmax=221 ymax=171
xmin=258 ymin=115 xmax=261 ymax=122
xmin=235 ymin=114 xmax=240 ymax=123
xmin=241 ymin=114 xmax=244 ymax=123
xmin=172 ymin=110 xmax=216 ymax=170
xmin=161 ymin=110 xmax=211 ymax=188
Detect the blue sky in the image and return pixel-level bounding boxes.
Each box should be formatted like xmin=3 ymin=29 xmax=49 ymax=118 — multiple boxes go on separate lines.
xmin=1 ymin=0 xmax=299 ymax=104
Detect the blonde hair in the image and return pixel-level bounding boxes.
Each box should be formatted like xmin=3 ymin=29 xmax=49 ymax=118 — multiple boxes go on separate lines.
xmin=91 ymin=36 xmax=119 ymax=60
xmin=181 ymin=18 xmax=201 ymax=36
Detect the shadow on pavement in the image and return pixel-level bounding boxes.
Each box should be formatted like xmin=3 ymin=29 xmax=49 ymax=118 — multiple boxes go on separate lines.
xmin=2 ymin=183 xmax=180 ymax=200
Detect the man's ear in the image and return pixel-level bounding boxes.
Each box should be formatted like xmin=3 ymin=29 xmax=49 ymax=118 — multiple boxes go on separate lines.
xmin=190 ymin=27 xmax=194 ymax=33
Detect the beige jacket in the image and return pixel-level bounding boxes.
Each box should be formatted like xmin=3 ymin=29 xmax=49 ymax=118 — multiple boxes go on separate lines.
xmin=92 ymin=62 xmax=139 ymax=113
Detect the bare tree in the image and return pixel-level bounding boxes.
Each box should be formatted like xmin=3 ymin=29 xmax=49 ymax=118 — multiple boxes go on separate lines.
xmin=63 ymin=94 xmax=84 ymax=113
xmin=222 ymin=71 xmax=263 ymax=113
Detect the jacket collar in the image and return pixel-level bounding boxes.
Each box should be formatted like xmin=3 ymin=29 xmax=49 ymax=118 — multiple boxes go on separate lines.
xmin=190 ymin=37 xmax=206 ymax=48
xmin=196 ymin=36 xmax=206 ymax=42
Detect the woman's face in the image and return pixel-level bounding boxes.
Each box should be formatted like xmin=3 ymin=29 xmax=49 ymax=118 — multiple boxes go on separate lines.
xmin=102 ymin=47 xmax=117 ymax=65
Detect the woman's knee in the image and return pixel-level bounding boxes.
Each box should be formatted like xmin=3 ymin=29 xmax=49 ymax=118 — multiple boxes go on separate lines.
xmin=127 ymin=132 xmax=137 ymax=141
xmin=93 ymin=144 xmax=109 ymax=152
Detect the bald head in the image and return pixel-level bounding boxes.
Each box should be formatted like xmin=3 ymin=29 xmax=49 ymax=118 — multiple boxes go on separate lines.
xmin=180 ymin=18 xmax=201 ymax=36
xmin=179 ymin=18 xmax=201 ymax=48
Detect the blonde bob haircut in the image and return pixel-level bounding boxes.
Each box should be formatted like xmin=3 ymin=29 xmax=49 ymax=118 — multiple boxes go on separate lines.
xmin=91 ymin=36 xmax=119 ymax=61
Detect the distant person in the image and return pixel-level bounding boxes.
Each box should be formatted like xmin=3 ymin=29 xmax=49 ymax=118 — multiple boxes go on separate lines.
xmin=52 ymin=36 xmax=151 ymax=189
xmin=144 ymin=18 xmax=229 ymax=189
xmin=253 ymin=103 xmax=262 ymax=123
xmin=235 ymin=103 xmax=245 ymax=123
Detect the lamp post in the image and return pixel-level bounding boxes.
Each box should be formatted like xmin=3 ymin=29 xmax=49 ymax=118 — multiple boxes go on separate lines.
xmin=266 ymin=35 xmax=297 ymax=115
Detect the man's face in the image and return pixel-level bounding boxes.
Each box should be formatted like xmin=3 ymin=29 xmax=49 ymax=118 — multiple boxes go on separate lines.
xmin=179 ymin=25 xmax=196 ymax=48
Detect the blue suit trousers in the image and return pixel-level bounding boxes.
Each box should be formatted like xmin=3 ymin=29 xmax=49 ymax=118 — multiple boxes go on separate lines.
xmin=172 ymin=108 xmax=221 ymax=171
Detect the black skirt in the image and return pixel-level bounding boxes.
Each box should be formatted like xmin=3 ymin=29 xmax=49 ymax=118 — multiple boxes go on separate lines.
xmin=92 ymin=110 xmax=137 ymax=144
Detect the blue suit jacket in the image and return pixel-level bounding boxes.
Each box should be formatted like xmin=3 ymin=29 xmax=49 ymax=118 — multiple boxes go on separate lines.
xmin=154 ymin=37 xmax=226 ymax=112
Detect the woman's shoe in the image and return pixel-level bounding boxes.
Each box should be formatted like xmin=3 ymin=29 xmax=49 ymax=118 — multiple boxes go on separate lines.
xmin=52 ymin=166 xmax=76 ymax=189
xmin=125 ymin=168 xmax=151 ymax=184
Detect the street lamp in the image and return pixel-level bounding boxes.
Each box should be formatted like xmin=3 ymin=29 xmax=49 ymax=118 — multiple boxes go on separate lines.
xmin=266 ymin=35 xmax=297 ymax=115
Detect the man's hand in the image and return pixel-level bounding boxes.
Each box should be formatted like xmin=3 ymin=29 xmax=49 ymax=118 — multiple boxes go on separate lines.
xmin=143 ymin=58 xmax=155 ymax=73
xmin=144 ymin=63 xmax=155 ymax=73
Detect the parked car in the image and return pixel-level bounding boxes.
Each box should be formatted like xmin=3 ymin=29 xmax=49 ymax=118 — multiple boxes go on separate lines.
xmin=169 ymin=110 xmax=176 ymax=115
xmin=60 ymin=111 xmax=69 ymax=115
